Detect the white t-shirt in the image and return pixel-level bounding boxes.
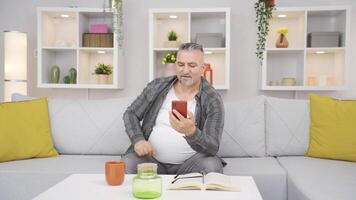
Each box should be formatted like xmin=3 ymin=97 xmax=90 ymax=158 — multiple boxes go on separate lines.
xmin=148 ymin=88 xmax=196 ymax=164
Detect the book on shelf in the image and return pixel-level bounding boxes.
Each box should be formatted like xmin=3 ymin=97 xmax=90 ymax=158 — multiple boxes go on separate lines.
xmin=168 ymin=172 xmax=240 ymax=192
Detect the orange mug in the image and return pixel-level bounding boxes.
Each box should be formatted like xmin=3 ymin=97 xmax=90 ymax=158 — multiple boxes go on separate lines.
xmin=105 ymin=160 xmax=125 ymax=185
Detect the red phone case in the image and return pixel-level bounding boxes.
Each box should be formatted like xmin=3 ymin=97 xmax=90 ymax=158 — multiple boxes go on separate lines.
xmin=172 ymin=100 xmax=187 ymax=118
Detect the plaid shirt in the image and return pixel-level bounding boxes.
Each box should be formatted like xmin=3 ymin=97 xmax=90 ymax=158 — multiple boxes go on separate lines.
xmin=123 ymin=76 xmax=224 ymax=156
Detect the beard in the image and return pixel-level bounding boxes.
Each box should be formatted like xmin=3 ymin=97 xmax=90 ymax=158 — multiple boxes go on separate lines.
xmin=178 ymin=75 xmax=194 ymax=86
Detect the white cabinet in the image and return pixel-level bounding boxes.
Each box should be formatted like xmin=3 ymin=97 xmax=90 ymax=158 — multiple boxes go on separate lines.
xmin=262 ymin=6 xmax=350 ymax=91
xmin=149 ymin=8 xmax=230 ymax=90
xmin=37 ymin=7 xmax=124 ymax=89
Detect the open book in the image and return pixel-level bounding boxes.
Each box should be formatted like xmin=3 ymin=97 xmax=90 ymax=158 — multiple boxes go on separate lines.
xmin=168 ymin=172 xmax=240 ymax=192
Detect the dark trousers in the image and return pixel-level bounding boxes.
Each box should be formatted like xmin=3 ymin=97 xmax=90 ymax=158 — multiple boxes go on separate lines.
xmin=122 ymin=152 xmax=223 ymax=175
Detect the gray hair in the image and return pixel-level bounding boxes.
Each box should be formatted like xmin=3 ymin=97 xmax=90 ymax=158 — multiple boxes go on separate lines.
xmin=178 ymin=42 xmax=204 ymax=53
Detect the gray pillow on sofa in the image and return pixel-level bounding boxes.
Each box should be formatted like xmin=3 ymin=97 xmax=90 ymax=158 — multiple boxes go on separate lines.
xmin=265 ymin=96 xmax=310 ymax=156
xmin=218 ymin=96 xmax=266 ymax=157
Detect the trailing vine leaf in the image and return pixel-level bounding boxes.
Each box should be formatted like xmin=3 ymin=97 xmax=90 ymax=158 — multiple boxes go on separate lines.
xmin=255 ymin=0 xmax=275 ymax=65
xmin=108 ymin=0 xmax=124 ymax=49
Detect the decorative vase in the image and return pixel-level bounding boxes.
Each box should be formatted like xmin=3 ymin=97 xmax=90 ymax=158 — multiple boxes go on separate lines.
xmin=275 ymin=34 xmax=289 ymax=48
xmin=164 ymin=63 xmax=176 ymax=77
xmin=50 ymin=65 xmax=60 ymax=83
xmin=264 ymin=0 xmax=275 ymax=8
xmin=63 ymin=75 xmax=70 ymax=84
xmin=204 ymin=63 xmax=213 ymax=85
xmin=68 ymin=68 xmax=77 ymax=84
xmin=96 ymin=74 xmax=110 ymax=84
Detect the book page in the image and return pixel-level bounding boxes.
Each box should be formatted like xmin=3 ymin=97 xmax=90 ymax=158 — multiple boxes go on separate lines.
xmin=168 ymin=173 xmax=203 ymax=190
xmin=204 ymin=173 xmax=240 ymax=192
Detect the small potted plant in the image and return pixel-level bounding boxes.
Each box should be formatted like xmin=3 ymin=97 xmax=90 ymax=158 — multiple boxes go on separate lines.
xmin=255 ymin=0 xmax=276 ymax=64
xmin=164 ymin=30 xmax=181 ymax=48
xmin=94 ymin=63 xmax=113 ymax=84
xmin=161 ymin=52 xmax=177 ymax=77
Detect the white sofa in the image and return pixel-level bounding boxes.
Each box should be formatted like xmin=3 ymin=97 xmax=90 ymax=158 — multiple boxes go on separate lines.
xmin=0 ymin=95 xmax=355 ymax=200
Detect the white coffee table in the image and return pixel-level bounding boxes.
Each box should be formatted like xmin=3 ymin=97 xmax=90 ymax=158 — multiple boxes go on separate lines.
xmin=33 ymin=174 xmax=263 ymax=200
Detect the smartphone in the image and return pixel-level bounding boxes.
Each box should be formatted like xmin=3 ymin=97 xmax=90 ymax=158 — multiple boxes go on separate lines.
xmin=172 ymin=100 xmax=187 ymax=118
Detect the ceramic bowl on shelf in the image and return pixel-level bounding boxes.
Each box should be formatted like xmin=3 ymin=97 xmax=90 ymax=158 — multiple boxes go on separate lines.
xmin=281 ymin=77 xmax=297 ymax=86
xmin=268 ymin=80 xmax=279 ymax=86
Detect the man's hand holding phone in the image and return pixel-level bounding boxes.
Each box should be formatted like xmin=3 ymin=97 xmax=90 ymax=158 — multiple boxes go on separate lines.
xmin=170 ymin=100 xmax=196 ymax=136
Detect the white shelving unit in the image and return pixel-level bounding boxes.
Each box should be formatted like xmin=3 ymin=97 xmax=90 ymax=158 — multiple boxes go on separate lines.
xmin=262 ymin=6 xmax=350 ymax=91
xmin=149 ymin=8 xmax=230 ymax=90
xmin=37 ymin=7 xmax=124 ymax=89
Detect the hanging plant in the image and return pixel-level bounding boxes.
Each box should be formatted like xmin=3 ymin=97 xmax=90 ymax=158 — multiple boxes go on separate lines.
xmin=255 ymin=0 xmax=275 ymax=65
xmin=107 ymin=0 xmax=124 ymax=49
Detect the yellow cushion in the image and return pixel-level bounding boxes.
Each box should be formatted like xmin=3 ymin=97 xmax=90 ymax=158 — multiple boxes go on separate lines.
xmin=0 ymin=98 xmax=58 ymax=162
xmin=306 ymin=94 xmax=356 ymax=162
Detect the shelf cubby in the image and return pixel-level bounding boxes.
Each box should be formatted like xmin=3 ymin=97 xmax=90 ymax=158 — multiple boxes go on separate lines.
xmin=78 ymin=11 xmax=113 ymax=48
xmin=191 ymin=12 xmax=226 ymax=48
xmin=262 ymin=6 xmax=349 ymax=91
xmin=79 ymin=48 xmax=114 ymax=84
xmin=153 ymin=12 xmax=189 ymax=49
xmin=41 ymin=49 xmax=77 ymax=84
xmin=266 ymin=50 xmax=304 ymax=87
xmin=305 ymin=48 xmax=344 ymax=86
xmin=149 ymin=8 xmax=230 ymax=89
xmin=41 ymin=11 xmax=77 ymax=48
xmin=267 ymin=11 xmax=305 ymax=49
xmin=307 ymin=10 xmax=346 ymax=47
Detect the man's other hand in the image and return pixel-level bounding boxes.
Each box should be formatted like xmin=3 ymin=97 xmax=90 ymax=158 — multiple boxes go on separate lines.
xmin=134 ymin=140 xmax=155 ymax=157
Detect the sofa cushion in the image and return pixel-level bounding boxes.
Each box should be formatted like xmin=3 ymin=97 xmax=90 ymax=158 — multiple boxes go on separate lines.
xmin=0 ymin=155 xmax=121 ymax=173
xmin=265 ymin=96 xmax=310 ymax=156
xmin=277 ymin=156 xmax=356 ymax=200
xmin=0 ymin=98 xmax=58 ymax=162
xmin=0 ymin=155 xmax=121 ymax=200
xmin=48 ymin=98 xmax=133 ymax=155
xmin=306 ymin=94 xmax=356 ymax=162
xmin=218 ymin=96 xmax=265 ymax=157
xmin=223 ymin=157 xmax=286 ymax=200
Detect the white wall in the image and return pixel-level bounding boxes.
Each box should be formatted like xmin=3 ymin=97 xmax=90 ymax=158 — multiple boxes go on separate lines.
xmin=0 ymin=0 xmax=355 ymax=101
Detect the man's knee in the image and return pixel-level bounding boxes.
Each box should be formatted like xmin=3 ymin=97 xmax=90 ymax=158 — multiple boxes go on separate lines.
xmin=198 ymin=157 xmax=223 ymax=173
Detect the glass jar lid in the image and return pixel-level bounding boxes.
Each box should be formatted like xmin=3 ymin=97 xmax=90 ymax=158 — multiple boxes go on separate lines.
xmin=137 ymin=163 xmax=157 ymax=172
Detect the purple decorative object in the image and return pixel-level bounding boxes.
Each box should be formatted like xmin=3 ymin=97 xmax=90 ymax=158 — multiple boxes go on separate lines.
xmin=90 ymin=24 xmax=108 ymax=33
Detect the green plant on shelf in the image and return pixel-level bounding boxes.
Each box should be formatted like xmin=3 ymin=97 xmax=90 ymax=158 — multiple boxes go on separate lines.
xmin=167 ymin=30 xmax=178 ymax=41
xmin=94 ymin=63 xmax=113 ymax=75
xmin=162 ymin=52 xmax=177 ymax=64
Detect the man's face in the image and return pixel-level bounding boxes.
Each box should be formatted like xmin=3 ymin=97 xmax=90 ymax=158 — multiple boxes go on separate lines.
xmin=175 ymin=50 xmax=205 ymax=87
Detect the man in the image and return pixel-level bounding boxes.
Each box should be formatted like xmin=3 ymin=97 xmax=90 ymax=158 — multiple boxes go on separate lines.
xmin=123 ymin=43 xmax=225 ymax=174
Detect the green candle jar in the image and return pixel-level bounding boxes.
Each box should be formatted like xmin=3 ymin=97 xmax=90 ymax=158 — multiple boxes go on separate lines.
xmin=132 ymin=163 xmax=162 ymax=199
